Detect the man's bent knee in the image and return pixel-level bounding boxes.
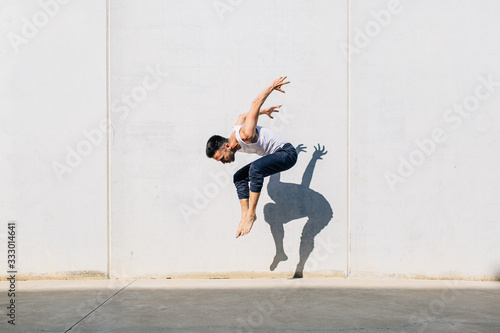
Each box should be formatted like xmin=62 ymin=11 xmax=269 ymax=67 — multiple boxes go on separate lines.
xmin=233 ymin=169 xmax=246 ymax=184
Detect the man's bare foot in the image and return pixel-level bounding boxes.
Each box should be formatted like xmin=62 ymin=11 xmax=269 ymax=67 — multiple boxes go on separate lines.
xmin=236 ymin=214 xmax=257 ymax=238
xmin=236 ymin=218 xmax=245 ymax=237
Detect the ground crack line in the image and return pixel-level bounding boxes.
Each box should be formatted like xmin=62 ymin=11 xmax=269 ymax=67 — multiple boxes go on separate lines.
xmin=64 ymin=280 xmax=136 ymax=332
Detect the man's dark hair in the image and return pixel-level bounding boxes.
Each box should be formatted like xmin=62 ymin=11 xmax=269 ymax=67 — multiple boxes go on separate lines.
xmin=206 ymin=135 xmax=228 ymax=158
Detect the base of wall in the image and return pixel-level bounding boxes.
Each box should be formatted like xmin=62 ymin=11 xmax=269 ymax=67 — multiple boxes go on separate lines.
xmin=0 ymin=270 xmax=107 ymax=281
xmin=349 ymin=271 xmax=500 ymax=282
xmin=2 ymin=270 xmax=499 ymax=281
xmin=109 ymin=270 xmax=347 ymax=280
xmin=1 ymin=270 xmax=346 ymax=281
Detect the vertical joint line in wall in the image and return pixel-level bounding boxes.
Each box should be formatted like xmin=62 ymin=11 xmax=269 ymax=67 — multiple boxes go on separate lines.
xmin=106 ymin=0 xmax=111 ymax=279
xmin=346 ymin=0 xmax=352 ymax=278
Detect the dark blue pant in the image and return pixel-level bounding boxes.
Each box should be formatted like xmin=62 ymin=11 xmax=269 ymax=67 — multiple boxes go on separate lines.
xmin=233 ymin=143 xmax=297 ymax=200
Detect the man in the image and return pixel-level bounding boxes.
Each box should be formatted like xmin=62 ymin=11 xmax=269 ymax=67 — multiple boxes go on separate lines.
xmin=206 ymin=76 xmax=298 ymax=238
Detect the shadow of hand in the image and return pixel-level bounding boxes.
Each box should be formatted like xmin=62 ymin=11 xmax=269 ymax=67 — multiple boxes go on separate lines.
xmin=295 ymin=144 xmax=307 ymax=155
xmin=312 ymin=144 xmax=328 ymax=160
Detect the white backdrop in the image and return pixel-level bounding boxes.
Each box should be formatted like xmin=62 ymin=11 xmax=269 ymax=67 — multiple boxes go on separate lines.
xmin=350 ymin=0 xmax=500 ymax=279
xmin=0 ymin=0 xmax=107 ymax=277
xmin=1 ymin=0 xmax=499 ymax=280
xmin=109 ymin=0 xmax=347 ymax=278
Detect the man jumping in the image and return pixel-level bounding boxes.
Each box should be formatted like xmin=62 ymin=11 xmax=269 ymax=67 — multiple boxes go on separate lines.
xmin=205 ymin=76 xmax=298 ymax=238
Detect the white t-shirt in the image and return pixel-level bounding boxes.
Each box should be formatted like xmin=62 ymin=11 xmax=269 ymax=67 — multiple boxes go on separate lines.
xmin=233 ymin=124 xmax=289 ymax=156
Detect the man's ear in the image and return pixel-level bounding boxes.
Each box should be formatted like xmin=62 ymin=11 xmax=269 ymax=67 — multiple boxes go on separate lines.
xmin=225 ymin=142 xmax=231 ymax=149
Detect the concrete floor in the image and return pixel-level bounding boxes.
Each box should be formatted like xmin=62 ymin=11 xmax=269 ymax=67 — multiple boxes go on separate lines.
xmin=0 ymin=278 xmax=499 ymax=333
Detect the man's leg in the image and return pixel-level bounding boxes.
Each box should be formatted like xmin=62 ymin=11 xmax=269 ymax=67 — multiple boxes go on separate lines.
xmin=236 ymin=144 xmax=298 ymax=237
xmin=236 ymin=198 xmax=249 ymax=236
xmin=236 ymin=191 xmax=260 ymax=238
xmin=234 ymin=164 xmax=252 ymax=237
xmin=248 ymin=191 xmax=260 ymax=219
xmin=239 ymin=198 xmax=249 ymax=217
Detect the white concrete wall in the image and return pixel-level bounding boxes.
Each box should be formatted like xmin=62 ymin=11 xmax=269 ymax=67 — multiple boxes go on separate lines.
xmin=0 ymin=0 xmax=107 ymax=276
xmin=2 ymin=0 xmax=499 ymax=280
xmin=109 ymin=0 xmax=347 ymax=277
xmin=350 ymin=0 xmax=500 ymax=279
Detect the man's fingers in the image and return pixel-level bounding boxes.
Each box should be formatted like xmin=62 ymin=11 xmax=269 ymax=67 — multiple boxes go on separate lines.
xmin=273 ymin=77 xmax=289 ymax=88
xmin=275 ymin=76 xmax=288 ymax=84
xmin=275 ymin=82 xmax=289 ymax=93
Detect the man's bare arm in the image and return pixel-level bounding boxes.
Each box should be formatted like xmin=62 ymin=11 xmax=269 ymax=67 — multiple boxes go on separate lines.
xmin=239 ymin=77 xmax=290 ymax=141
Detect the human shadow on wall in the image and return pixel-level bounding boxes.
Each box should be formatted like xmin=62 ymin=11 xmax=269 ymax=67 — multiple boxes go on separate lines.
xmin=264 ymin=144 xmax=333 ymax=278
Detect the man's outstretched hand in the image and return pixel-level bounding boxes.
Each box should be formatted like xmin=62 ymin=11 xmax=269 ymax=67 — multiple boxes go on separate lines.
xmin=270 ymin=76 xmax=290 ymax=93
xmin=260 ymin=105 xmax=281 ymax=119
